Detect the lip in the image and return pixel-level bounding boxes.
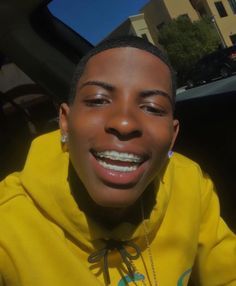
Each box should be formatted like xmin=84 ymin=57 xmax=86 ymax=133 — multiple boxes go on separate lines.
xmin=89 ymin=148 xmax=150 ymax=187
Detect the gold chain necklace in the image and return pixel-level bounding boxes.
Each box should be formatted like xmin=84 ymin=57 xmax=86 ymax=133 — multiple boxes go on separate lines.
xmin=127 ymin=201 xmax=158 ymax=286
xmin=141 ymin=200 xmax=158 ymax=286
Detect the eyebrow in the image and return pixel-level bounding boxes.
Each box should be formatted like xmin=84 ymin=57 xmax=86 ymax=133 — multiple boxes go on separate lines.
xmin=78 ymin=80 xmax=174 ymax=106
xmin=78 ymin=80 xmax=115 ymax=91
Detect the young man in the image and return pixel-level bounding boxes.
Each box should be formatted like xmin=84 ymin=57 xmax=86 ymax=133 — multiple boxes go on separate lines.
xmin=0 ymin=36 xmax=236 ymax=286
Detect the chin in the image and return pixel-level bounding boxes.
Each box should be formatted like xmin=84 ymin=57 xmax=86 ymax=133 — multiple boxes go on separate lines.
xmin=90 ymin=187 xmax=141 ymax=209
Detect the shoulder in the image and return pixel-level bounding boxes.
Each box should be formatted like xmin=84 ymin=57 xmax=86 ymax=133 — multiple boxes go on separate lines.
xmin=0 ymin=172 xmax=26 ymax=206
xmin=0 ymin=245 xmax=20 ymax=284
xmin=0 ymin=130 xmax=61 ymax=208
xmin=28 ymin=129 xmax=61 ymax=152
xmin=170 ymin=152 xmax=201 ymax=169
xmin=166 ymin=152 xmax=203 ymax=180
xmin=163 ymin=152 xmax=214 ymax=198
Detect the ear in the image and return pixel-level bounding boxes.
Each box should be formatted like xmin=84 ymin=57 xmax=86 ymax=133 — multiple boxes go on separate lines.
xmin=170 ymin=119 xmax=179 ymax=150
xmin=59 ymin=103 xmax=70 ymax=135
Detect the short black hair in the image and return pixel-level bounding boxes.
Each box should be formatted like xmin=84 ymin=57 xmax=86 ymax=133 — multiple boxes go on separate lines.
xmin=68 ymin=35 xmax=176 ymax=107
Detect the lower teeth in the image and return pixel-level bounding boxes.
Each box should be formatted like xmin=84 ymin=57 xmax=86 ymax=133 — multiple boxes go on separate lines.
xmin=98 ymin=160 xmax=137 ymax=172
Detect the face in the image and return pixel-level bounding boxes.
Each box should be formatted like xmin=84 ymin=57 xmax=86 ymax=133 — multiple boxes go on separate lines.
xmin=60 ymin=47 xmax=179 ymax=208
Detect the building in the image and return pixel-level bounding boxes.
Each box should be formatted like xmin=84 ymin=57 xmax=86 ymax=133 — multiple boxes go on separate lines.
xmin=190 ymin=0 xmax=236 ymax=46
xmin=141 ymin=0 xmax=199 ymax=45
xmin=106 ymin=14 xmax=155 ymax=45
xmin=107 ymin=0 xmax=236 ymax=47
xmin=141 ymin=0 xmax=236 ymax=47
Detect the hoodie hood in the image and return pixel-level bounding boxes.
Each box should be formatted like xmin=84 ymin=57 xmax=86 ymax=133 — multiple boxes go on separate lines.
xmin=19 ymin=130 xmax=172 ymax=251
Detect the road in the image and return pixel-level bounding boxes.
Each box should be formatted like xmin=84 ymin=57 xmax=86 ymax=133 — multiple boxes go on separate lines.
xmin=176 ymin=74 xmax=236 ymax=102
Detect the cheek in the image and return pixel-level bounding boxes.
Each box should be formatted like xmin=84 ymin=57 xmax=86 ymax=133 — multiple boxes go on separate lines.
xmin=148 ymin=125 xmax=173 ymax=176
xmin=147 ymin=119 xmax=174 ymax=149
xmin=67 ymin=112 xmax=106 ymax=172
xmin=69 ymin=112 xmax=104 ymax=141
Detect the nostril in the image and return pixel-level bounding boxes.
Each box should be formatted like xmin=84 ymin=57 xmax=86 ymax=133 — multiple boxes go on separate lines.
xmin=104 ymin=111 xmax=142 ymax=140
xmin=106 ymin=127 xmax=118 ymax=135
xmin=106 ymin=127 xmax=142 ymax=141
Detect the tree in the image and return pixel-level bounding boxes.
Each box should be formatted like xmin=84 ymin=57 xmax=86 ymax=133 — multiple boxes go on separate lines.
xmin=157 ymin=16 xmax=220 ymax=86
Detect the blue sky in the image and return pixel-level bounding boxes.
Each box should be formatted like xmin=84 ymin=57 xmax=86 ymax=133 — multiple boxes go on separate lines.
xmin=49 ymin=0 xmax=149 ymax=45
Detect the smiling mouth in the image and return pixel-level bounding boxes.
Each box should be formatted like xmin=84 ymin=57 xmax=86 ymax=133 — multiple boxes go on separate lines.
xmin=91 ymin=150 xmax=147 ymax=172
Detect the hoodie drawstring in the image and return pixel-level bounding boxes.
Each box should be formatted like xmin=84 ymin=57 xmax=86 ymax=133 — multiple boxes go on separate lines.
xmin=88 ymin=240 xmax=141 ymax=285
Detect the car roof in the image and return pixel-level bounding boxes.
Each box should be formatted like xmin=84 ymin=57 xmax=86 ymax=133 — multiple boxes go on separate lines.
xmin=0 ymin=0 xmax=93 ymax=102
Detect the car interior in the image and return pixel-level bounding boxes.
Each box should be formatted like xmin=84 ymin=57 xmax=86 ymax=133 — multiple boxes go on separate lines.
xmin=0 ymin=0 xmax=236 ymax=232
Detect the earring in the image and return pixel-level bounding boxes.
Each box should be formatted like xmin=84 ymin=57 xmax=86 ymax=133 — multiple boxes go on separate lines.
xmin=168 ymin=150 xmax=173 ymax=158
xmin=61 ymin=134 xmax=68 ymax=143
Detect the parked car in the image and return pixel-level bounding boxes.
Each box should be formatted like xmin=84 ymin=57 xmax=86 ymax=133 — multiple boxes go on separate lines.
xmin=186 ymin=45 xmax=236 ymax=88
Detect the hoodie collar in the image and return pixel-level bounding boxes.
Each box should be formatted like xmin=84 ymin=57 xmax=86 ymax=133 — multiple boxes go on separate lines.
xmin=20 ymin=130 xmax=171 ymax=251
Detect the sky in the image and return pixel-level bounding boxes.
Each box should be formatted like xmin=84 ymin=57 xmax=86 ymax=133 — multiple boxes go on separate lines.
xmin=48 ymin=0 xmax=149 ymax=45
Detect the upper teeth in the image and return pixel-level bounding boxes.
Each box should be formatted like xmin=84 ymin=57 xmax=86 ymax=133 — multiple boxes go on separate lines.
xmin=95 ymin=150 xmax=143 ymax=163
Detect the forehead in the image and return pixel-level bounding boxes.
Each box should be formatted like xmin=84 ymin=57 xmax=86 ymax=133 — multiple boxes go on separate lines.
xmin=78 ymin=47 xmax=172 ymax=93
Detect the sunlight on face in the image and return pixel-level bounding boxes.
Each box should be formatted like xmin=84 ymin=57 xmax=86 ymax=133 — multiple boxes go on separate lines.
xmin=60 ymin=47 xmax=179 ymax=207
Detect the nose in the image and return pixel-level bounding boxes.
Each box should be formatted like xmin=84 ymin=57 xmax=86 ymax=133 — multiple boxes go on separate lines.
xmin=104 ymin=106 xmax=142 ymax=140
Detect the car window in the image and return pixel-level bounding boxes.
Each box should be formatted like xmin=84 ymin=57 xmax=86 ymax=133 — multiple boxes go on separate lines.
xmin=48 ymin=0 xmax=149 ymax=45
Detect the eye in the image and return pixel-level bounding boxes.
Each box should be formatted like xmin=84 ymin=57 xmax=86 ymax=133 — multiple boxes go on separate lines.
xmin=140 ymin=104 xmax=166 ymax=116
xmin=83 ymin=95 xmax=111 ymax=107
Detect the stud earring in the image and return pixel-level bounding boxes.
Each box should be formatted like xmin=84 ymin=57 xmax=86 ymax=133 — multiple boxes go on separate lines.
xmin=61 ymin=134 xmax=68 ymax=143
xmin=168 ymin=150 xmax=173 ymax=158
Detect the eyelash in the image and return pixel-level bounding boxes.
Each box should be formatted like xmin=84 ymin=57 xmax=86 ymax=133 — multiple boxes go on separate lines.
xmin=140 ymin=104 xmax=166 ymax=116
xmin=84 ymin=98 xmax=110 ymax=107
xmin=83 ymin=97 xmax=167 ymax=116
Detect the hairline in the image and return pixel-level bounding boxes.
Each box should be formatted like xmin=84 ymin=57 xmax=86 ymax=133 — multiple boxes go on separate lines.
xmin=68 ymin=37 xmax=176 ymax=110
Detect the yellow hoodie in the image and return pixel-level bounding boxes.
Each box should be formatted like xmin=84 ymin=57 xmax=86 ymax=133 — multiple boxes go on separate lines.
xmin=0 ymin=130 xmax=236 ymax=286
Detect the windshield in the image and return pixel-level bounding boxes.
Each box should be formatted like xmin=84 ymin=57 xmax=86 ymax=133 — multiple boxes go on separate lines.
xmin=48 ymin=0 xmax=149 ymax=44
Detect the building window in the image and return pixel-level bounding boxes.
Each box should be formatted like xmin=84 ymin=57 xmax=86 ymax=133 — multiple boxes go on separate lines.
xmin=156 ymin=22 xmax=165 ymax=30
xmin=228 ymin=0 xmax=236 ymax=13
xmin=215 ymin=1 xmax=228 ymax=17
xmin=141 ymin=33 xmax=148 ymax=41
xmin=230 ymin=34 xmax=236 ymax=44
